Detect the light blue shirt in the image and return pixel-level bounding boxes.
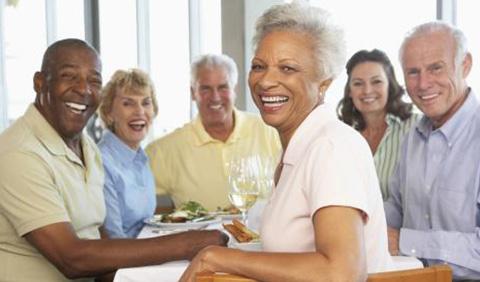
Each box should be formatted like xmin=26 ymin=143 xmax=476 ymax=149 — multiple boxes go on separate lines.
xmin=384 ymin=90 xmax=480 ymax=280
xmin=98 ymin=130 xmax=156 ymax=238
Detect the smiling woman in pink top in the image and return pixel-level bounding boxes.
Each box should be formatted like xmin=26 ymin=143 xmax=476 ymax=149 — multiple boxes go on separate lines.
xmin=180 ymin=2 xmax=393 ymax=282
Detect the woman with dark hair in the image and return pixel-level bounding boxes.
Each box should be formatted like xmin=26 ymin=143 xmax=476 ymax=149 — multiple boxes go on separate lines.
xmin=337 ymin=49 xmax=420 ymax=200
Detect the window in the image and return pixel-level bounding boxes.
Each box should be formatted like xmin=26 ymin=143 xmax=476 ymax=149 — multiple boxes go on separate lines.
xmin=56 ymin=0 xmax=84 ymax=40
xmin=97 ymin=0 xmax=222 ymax=139
xmin=98 ymin=0 xmax=138 ymax=82
xmin=456 ymin=0 xmax=479 ymax=95
xmin=2 ymin=0 xmax=84 ymax=127
xmin=148 ymin=0 xmax=191 ymax=137
xmin=309 ymin=0 xmax=436 ymax=109
xmin=4 ymin=0 xmax=46 ymax=123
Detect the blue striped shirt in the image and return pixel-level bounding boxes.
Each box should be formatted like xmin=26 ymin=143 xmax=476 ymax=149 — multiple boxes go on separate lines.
xmin=384 ymin=90 xmax=480 ymax=280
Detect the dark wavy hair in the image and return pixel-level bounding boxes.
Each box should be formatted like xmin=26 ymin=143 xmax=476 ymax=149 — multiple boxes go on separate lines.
xmin=337 ymin=49 xmax=413 ymax=131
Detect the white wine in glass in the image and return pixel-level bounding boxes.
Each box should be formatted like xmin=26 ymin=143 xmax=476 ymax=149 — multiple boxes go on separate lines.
xmin=228 ymin=191 xmax=258 ymax=212
xmin=227 ymin=157 xmax=259 ymax=226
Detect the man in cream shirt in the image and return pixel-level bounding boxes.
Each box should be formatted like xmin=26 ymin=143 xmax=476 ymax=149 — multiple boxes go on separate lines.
xmin=146 ymin=54 xmax=281 ymax=211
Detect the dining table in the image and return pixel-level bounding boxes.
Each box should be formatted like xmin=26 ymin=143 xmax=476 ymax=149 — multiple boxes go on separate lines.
xmin=113 ymin=219 xmax=423 ymax=282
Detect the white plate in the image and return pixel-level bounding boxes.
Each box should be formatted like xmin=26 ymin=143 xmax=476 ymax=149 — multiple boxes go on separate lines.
xmin=143 ymin=217 xmax=220 ymax=229
xmin=229 ymin=241 xmax=262 ymax=251
xmin=208 ymin=211 xmax=242 ymax=220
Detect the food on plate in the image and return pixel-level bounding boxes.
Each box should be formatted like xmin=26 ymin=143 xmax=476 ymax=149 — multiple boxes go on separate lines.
xmin=216 ymin=205 xmax=241 ymax=215
xmin=223 ymin=219 xmax=259 ymax=243
xmin=161 ymin=201 xmax=209 ymax=223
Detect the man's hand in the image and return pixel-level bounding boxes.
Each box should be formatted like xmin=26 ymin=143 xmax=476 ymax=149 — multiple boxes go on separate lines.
xmin=387 ymin=227 xmax=400 ymax=256
xmin=176 ymin=230 xmax=229 ymax=260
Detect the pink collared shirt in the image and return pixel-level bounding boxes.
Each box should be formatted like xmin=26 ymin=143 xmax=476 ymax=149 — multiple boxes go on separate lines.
xmin=261 ymin=105 xmax=393 ymax=274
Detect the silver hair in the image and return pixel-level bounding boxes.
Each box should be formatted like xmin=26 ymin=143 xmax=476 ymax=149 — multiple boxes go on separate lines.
xmin=190 ymin=54 xmax=238 ymax=88
xmin=399 ymin=21 xmax=469 ymax=69
xmin=252 ymin=1 xmax=346 ymax=80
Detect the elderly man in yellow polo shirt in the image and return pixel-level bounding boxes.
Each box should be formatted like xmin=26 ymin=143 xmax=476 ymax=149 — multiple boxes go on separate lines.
xmin=146 ymin=54 xmax=281 ymax=211
xmin=0 ymin=39 xmax=227 ymax=282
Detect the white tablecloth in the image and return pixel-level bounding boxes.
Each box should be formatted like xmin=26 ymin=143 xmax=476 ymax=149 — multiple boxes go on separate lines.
xmin=114 ymin=224 xmax=423 ymax=282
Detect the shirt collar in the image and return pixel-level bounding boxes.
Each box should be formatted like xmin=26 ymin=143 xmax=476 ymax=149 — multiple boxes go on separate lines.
xmin=416 ymin=88 xmax=478 ymax=144
xmin=24 ymin=104 xmax=87 ymax=165
xmin=385 ymin=113 xmax=402 ymax=127
xmin=283 ymin=104 xmax=337 ymax=165
xmin=102 ymin=129 xmax=147 ymax=164
xmin=191 ymin=108 xmax=244 ymax=146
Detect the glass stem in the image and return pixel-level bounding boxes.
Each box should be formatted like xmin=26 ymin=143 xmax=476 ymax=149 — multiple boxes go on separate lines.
xmin=242 ymin=210 xmax=248 ymax=227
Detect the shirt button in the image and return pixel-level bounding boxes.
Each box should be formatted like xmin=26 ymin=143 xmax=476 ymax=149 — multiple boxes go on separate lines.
xmin=424 ymin=214 xmax=429 ymax=219
xmin=411 ymin=249 xmax=416 ymax=254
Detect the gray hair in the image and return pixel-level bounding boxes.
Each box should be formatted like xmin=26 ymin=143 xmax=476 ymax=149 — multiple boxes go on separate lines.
xmin=252 ymin=1 xmax=346 ymax=80
xmin=190 ymin=54 xmax=238 ymax=88
xmin=399 ymin=21 xmax=469 ymax=69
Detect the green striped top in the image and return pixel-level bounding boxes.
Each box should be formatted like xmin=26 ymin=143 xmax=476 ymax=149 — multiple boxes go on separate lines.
xmin=374 ymin=113 xmax=421 ymax=200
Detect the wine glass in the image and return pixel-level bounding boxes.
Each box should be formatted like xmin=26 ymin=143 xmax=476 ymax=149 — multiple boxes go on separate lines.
xmin=227 ymin=156 xmax=260 ymax=226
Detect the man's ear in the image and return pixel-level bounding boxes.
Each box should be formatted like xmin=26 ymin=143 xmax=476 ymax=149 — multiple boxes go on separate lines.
xmin=190 ymin=87 xmax=196 ymax=101
xmin=462 ymin=52 xmax=473 ymax=78
xmin=33 ymin=71 xmax=45 ymax=94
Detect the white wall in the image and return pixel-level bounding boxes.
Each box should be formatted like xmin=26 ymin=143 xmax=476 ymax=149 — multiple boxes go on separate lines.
xmin=0 ymin=0 xmax=7 ymax=132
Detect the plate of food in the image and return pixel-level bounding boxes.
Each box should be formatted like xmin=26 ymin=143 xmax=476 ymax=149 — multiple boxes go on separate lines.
xmin=209 ymin=205 xmax=242 ymax=220
xmin=144 ymin=201 xmax=220 ymax=229
xmin=223 ymin=219 xmax=262 ymax=251
xmin=144 ymin=216 xmax=220 ymax=229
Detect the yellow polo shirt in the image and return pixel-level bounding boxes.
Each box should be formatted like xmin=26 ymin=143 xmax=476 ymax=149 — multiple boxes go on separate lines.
xmin=0 ymin=105 xmax=105 ymax=282
xmin=146 ymin=110 xmax=281 ymax=211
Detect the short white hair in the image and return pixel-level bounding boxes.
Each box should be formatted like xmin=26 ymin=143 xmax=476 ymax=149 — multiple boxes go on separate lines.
xmin=399 ymin=21 xmax=469 ymax=69
xmin=190 ymin=54 xmax=238 ymax=88
xmin=252 ymin=1 xmax=346 ymax=81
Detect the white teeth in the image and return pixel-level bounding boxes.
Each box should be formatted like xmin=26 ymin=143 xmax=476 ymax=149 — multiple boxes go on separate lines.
xmin=129 ymin=120 xmax=146 ymax=126
xmin=209 ymin=104 xmax=222 ymax=110
xmin=361 ymin=97 xmax=376 ymax=103
xmin=261 ymin=96 xmax=288 ymax=103
xmin=420 ymin=93 xmax=439 ymax=100
xmin=65 ymin=102 xmax=87 ymax=111
xmin=264 ymin=102 xmax=285 ymax=108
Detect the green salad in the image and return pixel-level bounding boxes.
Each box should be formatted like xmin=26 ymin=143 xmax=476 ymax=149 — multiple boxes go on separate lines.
xmin=161 ymin=201 xmax=210 ymax=223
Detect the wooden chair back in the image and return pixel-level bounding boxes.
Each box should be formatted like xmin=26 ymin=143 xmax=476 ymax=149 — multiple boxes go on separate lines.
xmin=196 ymin=265 xmax=452 ymax=282
xmin=196 ymin=271 xmax=256 ymax=282
xmin=367 ymin=265 xmax=452 ymax=282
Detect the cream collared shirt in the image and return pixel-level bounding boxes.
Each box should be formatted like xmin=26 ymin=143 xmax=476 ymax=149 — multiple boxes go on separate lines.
xmin=146 ymin=109 xmax=281 ymax=211
xmin=0 ymin=104 xmax=105 ymax=282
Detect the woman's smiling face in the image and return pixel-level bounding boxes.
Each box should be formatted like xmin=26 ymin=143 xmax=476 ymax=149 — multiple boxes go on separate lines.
xmin=107 ymin=89 xmax=155 ymax=150
xmin=249 ymin=30 xmax=327 ymax=140
xmin=348 ymin=61 xmax=389 ymax=116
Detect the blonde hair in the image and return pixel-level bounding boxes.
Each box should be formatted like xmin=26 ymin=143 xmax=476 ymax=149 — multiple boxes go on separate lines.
xmin=99 ymin=68 xmax=158 ymax=130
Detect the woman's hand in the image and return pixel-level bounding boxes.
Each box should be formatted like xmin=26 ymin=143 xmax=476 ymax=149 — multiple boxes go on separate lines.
xmin=179 ymin=245 xmax=222 ymax=282
xmin=387 ymin=227 xmax=400 ymax=255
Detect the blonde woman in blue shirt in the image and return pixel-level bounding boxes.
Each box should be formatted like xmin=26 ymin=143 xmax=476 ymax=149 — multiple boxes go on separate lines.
xmin=98 ymin=69 xmax=158 ymax=238
xmin=337 ymin=49 xmax=420 ymax=200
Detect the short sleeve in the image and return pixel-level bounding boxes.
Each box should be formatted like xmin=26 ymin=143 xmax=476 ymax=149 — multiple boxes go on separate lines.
xmin=305 ymin=138 xmax=370 ymax=221
xmin=0 ymin=152 xmax=69 ymax=236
